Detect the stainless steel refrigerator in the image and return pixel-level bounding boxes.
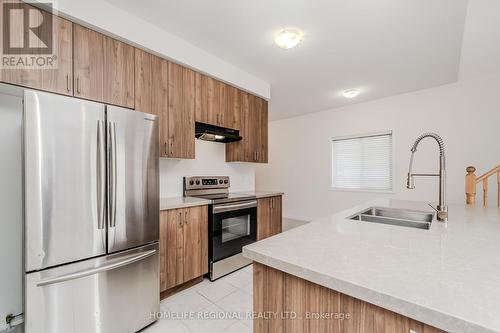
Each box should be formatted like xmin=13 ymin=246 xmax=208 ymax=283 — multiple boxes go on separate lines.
xmin=23 ymin=90 xmax=160 ymax=333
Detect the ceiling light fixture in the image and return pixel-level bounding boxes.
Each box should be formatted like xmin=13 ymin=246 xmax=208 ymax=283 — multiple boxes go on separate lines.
xmin=274 ymin=29 xmax=303 ymax=49
xmin=342 ymin=89 xmax=360 ymax=99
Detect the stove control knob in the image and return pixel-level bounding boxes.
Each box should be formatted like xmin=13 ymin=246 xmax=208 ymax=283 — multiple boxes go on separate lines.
xmin=224 ymin=180 xmax=229 ymax=184
xmin=189 ymin=180 xmax=194 ymax=186
xmin=219 ymin=179 xmax=223 ymax=184
xmin=195 ymin=180 xmax=200 ymax=185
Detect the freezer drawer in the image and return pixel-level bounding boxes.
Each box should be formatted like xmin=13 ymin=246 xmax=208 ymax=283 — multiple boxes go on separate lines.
xmin=25 ymin=243 xmax=159 ymax=333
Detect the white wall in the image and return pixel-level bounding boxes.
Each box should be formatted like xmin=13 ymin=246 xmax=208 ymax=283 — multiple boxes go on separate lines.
xmin=0 ymin=93 xmax=23 ymax=332
xmin=256 ymin=73 xmax=500 ymax=221
xmin=34 ymin=0 xmax=270 ymax=99
xmin=459 ymin=0 xmax=500 ymax=80
xmin=160 ymin=140 xmax=255 ymax=198
xmin=256 ymin=0 xmax=500 ymax=221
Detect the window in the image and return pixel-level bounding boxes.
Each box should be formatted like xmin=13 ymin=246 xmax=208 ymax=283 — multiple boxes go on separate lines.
xmin=331 ymin=132 xmax=393 ymax=191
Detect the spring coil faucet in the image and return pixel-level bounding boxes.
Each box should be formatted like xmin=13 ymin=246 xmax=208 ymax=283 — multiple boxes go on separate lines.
xmin=406 ymin=133 xmax=448 ymax=221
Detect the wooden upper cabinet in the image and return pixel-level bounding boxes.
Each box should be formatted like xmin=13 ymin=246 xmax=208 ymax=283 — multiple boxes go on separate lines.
xmin=226 ymin=92 xmax=268 ymax=163
xmin=152 ymin=56 xmax=170 ymax=157
xmin=0 ymin=5 xmax=266 ymax=163
xmin=195 ymin=74 xmax=233 ymax=127
xmin=225 ymin=85 xmax=241 ymax=130
xmin=257 ymin=97 xmax=269 ymax=163
xmin=244 ymin=93 xmax=259 ymax=161
xmin=73 ymin=24 xmax=134 ymax=107
xmin=135 ymin=50 xmax=195 ymax=159
xmin=73 ymin=24 xmax=104 ymax=102
xmin=134 ymin=48 xmax=153 ymax=114
xmin=225 ymin=91 xmax=248 ymax=162
xmin=168 ymin=62 xmax=195 ymax=159
xmin=0 ymin=3 xmax=73 ymax=95
xmin=135 ymin=50 xmax=168 ymax=157
xmin=196 ymin=74 xmax=217 ymax=126
xmin=103 ymin=36 xmax=134 ymax=108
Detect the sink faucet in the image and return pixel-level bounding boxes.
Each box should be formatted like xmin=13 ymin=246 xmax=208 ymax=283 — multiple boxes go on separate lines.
xmin=406 ymin=133 xmax=448 ymax=221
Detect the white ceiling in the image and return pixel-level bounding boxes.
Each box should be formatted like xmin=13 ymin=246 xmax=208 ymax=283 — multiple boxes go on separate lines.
xmin=105 ymin=0 xmax=468 ymax=120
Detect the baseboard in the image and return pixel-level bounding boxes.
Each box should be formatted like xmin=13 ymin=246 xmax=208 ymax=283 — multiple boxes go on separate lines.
xmin=160 ymin=276 xmax=205 ymax=300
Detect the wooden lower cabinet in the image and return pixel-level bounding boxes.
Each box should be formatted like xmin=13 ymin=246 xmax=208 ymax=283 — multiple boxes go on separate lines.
xmin=253 ymin=263 xmax=446 ymax=333
xmin=160 ymin=206 xmax=208 ymax=293
xmin=257 ymin=196 xmax=282 ymax=240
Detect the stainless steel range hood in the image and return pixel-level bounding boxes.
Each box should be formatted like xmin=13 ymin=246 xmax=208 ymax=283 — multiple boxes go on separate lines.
xmin=195 ymin=122 xmax=242 ymax=143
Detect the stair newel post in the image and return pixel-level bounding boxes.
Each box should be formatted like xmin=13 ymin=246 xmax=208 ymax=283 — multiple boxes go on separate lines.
xmin=497 ymin=171 xmax=500 ymax=207
xmin=465 ymin=166 xmax=477 ymax=205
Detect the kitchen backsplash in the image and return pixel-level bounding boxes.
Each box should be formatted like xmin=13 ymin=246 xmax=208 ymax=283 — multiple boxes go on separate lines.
xmin=160 ymin=139 xmax=255 ymax=198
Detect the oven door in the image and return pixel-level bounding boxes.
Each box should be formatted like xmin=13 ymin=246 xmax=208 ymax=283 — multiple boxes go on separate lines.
xmin=211 ymin=200 xmax=257 ymax=262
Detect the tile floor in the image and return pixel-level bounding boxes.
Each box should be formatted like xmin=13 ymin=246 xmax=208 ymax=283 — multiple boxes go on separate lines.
xmin=142 ymin=219 xmax=309 ymax=333
xmin=143 ymin=264 xmax=254 ymax=333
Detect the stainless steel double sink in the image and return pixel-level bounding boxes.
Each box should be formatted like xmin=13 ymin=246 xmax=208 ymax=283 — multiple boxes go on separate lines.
xmin=348 ymin=207 xmax=434 ymax=230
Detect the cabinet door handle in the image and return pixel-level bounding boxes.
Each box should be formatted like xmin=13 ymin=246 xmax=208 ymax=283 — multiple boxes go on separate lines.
xmin=271 ymin=198 xmax=274 ymax=209
xmin=164 ymin=142 xmax=168 ymax=156
xmin=178 ymin=212 xmax=183 ymax=228
xmin=256 ymin=151 xmax=260 ymax=162
xmin=184 ymin=211 xmax=188 ymax=225
xmin=66 ymin=74 xmax=70 ymax=92
xmin=76 ymin=77 xmax=81 ymax=94
xmin=221 ymin=114 xmax=224 ymax=125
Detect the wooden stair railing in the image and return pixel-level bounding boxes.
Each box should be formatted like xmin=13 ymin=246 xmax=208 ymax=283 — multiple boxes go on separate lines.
xmin=465 ymin=165 xmax=500 ymax=207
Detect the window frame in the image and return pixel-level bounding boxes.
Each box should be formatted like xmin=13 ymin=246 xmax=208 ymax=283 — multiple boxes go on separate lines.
xmin=329 ymin=130 xmax=395 ymax=194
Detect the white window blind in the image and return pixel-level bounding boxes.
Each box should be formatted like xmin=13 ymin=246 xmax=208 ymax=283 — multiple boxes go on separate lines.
xmin=331 ymin=132 xmax=393 ymax=191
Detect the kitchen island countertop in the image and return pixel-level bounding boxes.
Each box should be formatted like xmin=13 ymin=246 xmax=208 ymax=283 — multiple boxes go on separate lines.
xmin=243 ymin=199 xmax=500 ymax=333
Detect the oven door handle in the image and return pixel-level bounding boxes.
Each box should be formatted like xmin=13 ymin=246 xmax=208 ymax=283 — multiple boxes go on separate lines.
xmin=213 ymin=200 xmax=257 ymax=214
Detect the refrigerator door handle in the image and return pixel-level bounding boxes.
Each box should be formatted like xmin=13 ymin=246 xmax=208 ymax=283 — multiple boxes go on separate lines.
xmin=36 ymin=249 xmax=157 ymax=287
xmin=109 ymin=121 xmax=118 ymax=228
xmin=97 ymin=120 xmax=106 ymax=230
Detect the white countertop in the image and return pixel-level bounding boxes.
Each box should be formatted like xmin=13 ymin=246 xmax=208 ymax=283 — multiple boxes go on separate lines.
xmin=160 ymin=191 xmax=283 ymax=211
xmin=160 ymin=196 xmax=211 ymax=210
xmin=243 ymin=199 xmax=500 ymax=333
xmin=235 ymin=190 xmax=284 ymax=199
